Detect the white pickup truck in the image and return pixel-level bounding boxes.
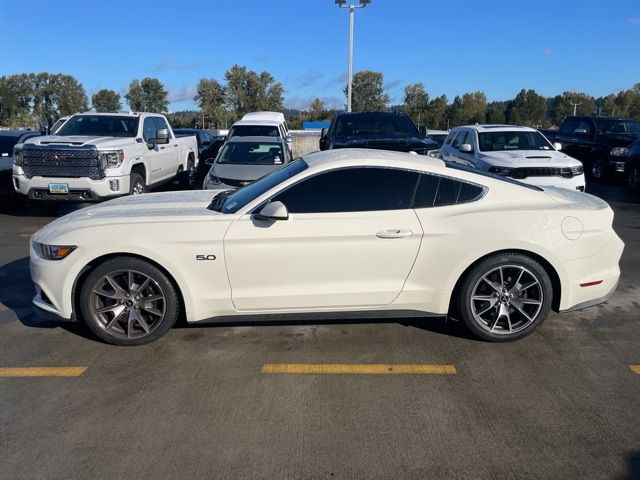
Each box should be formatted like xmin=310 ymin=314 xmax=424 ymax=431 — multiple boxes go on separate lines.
xmin=12 ymin=112 xmax=198 ymax=202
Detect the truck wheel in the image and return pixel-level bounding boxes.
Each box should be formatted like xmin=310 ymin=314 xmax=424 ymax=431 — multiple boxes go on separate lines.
xmin=129 ymin=173 xmax=147 ymax=195
xmin=180 ymin=159 xmax=196 ymax=189
xmin=589 ymin=156 xmax=607 ymax=181
xmin=627 ymin=164 xmax=640 ymax=189
xmin=79 ymin=257 xmax=180 ymax=346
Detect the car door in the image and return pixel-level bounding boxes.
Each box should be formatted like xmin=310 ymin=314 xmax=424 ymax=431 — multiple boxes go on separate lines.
xmin=442 ymin=130 xmax=466 ymax=164
xmin=454 ymin=130 xmax=478 ymax=168
xmin=152 ymin=116 xmax=180 ymax=181
xmin=223 ymin=167 xmax=424 ymax=311
xmin=555 ymin=119 xmax=582 ymax=160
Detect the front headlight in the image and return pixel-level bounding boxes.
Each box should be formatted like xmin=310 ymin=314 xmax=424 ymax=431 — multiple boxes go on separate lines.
xmin=570 ymin=165 xmax=584 ymax=176
xmin=33 ymin=242 xmax=76 ymax=261
xmin=208 ymin=173 xmax=221 ymax=184
xmin=98 ymin=150 xmax=125 ymax=169
xmin=611 ymin=147 xmax=629 ymax=157
xmin=13 ymin=148 xmax=23 ymax=166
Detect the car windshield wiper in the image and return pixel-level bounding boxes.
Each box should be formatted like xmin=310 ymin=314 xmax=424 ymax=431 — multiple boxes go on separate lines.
xmin=208 ymin=189 xmax=236 ymax=212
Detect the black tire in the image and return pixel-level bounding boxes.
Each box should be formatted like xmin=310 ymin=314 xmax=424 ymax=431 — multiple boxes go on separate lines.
xmin=627 ymin=163 xmax=640 ymax=189
xmin=589 ymin=155 xmax=607 ymax=181
xmin=179 ymin=158 xmax=196 ymax=189
xmin=129 ymin=172 xmax=147 ymax=195
xmin=455 ymin=253 xmax=553 ymax=342
xmin=79 ymin=257 xmax=180 ymax=346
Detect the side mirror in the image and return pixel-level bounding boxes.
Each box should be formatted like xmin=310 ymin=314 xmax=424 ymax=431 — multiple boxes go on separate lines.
xmin=459 ymin=143 xmax=473 ymax=153
xmin=202 ymin=140 xmax=211 ymax=146
xmin=155 ymin=128 xmax=170 ymax=143
xmin=205 ymin=158 xmax=215 ymax=166
xmin=39 ymin=125 xmax=48 ymax=136
xmin=285 ymin=135 xmax=293 ymax=145
xmin=255 ymin=201 xmax=289 ymax=221
xmin=553 ymin=142 xmax=562 ymax=151
xmin=418 ymin=126 xmax=428 ymax=137
xmin=320 ymin=128 xmax=328 ymax=139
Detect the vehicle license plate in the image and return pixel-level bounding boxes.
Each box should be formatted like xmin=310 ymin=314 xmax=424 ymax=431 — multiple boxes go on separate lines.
xmin=48 ymin=183 xmax=69 ymax=194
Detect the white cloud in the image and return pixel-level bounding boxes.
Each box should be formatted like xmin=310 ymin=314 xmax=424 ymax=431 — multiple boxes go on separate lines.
xmin=154 ymin=58 xmax=201 ymax=72
xmin=168 ymin=84 xmax=197 ymax=103
xmin=284 ymin=95 xmax=343 ymax=110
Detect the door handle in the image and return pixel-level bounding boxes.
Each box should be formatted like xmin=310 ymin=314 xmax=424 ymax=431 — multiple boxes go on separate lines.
xmin=375 ymin=229 xmax=413 ymax=239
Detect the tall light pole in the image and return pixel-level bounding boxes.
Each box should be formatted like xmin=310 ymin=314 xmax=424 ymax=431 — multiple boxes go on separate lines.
xmin=570 ymin=100 xmax=582 ymax=116
xmin=335 ymin=0 xmax=371 ymax=112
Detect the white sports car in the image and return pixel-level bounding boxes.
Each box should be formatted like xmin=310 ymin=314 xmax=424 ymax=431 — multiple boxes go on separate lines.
xmin=30 ymin=149 xmax=623 ymax=345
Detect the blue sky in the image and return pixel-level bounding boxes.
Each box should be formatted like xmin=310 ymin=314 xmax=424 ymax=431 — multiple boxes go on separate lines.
xmin=1 ymin=0 xmax=639 ymax=111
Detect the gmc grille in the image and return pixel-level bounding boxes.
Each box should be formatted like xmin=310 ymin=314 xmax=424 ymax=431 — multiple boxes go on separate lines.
xmin=22 ymin=148 xmax=103 ymax=180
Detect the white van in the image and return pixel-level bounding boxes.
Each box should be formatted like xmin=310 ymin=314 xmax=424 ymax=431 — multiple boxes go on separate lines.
xmin=228 ymin=111 xmax=292 ymax=152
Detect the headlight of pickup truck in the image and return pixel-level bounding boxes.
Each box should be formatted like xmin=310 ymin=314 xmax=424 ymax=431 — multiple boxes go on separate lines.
xmin=610 ymin=147 xmax=629 ymax=157
xmin=489 ymin=166 xmax=513 ymax=176
xmin=13 ymin=148 xmax=23 ymax=166
xmin=32 ymin=242 xmax=76 ymax=261
xmin=98 ymin=150 xmax=125 ymax=169
xmin=570 ymin=165 xmax=584 ymax=176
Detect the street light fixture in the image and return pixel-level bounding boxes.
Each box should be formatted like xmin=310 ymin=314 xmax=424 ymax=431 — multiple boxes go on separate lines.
xmin=335 ymin=0 xmax=371 ymax=112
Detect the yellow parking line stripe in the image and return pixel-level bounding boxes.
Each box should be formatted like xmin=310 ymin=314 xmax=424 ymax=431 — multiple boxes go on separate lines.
xmin=0 ymin=367 xmax=87 ymax=377
xmin=629 ymin=365 xmax=640 ymax=374
xmin=261 ymin=363 xmax=457 ymax=375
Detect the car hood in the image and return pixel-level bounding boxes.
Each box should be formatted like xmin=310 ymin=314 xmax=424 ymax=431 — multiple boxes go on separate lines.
xmin=33 ymin=191 xmax=227 ymax=243
xmin=332 ymin=136 xmax=438 ymax=152
xmin=479 ymin=150 xmax=581 ymax=167
xmin=212 ymin=162 xmax=282 ymax=181
xmin=24 ymin=135 xmax=138 ymax=149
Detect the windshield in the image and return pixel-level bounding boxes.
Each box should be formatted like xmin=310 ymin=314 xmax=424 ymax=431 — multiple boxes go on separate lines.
xmin=597 ymin=120 xmax=640 ymax=135
xmin=56 ymin=115 xmax=139 ymax=137
xmin=428 ymin=134 xmax=448 ymax=146
xmin=50 ymin=118 xmax=67 ymax=134
xmin=334 ymin=114 xmax=419 ymax=138
xmin=211 ymin=158 xmax=308 ymax=214
xmin=218 ymin=142 xmax=284 ymax=165
xmin=478 ymin=131 xmax=553 ymax=152
xmin=228 ymin=125 xmax=280 ymax=138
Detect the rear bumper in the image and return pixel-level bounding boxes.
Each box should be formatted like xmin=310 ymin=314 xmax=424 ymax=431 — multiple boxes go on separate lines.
xmin=559 ymin=235 xmax=624 ymax=312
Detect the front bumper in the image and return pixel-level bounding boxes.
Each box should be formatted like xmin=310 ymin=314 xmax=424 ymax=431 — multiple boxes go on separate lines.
xmin=607 ymin=159 xmax=627 ymax=174
xmin=517 ymin=173 xmax=586 ymax=192
xmin=13 ymin=172 xmax=131 ymax=202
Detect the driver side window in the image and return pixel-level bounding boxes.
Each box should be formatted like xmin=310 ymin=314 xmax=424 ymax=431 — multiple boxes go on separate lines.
xmin=142 ymin=118 xmax=156 ymax=142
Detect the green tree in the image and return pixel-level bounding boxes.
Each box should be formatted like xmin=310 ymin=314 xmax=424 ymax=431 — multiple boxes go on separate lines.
xmin=29 ymin=73 xmax=87 ymax=126
xmin=346 ymin=70 xmax=390 ymax=112
xmin=195 ymin=78 xmax=226 ymax=128
xmin=549 ymin=92 xmax=596 ymax=124
xmin=449 ymin=91 xmax=487 ymax=126
xmin=307 ymin=97 xmax=328 ymax=121
xmin=403 ymin=82 xmax=429 ymax=126
xmin=224 ymin=65 xmax=284 ymax=118
xmin=125 ymin=78 xmax=168 ymax=113
xmin=424 ymin=95 xmax=448 ymax=129
xmin=91 ymin=89 xmax=121 ymax=112
xmin=486 ymin=102 xmax=507 ymax=124
xmin=613 ymin=89 xmax=640 ymax=118
xmin=506 ymin=89 xmax=546 ymax=126
xmin=597 ymin=94 xmax=617 ymax=116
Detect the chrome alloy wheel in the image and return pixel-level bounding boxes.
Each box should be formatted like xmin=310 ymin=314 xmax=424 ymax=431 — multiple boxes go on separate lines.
xmin=187 ymin=163 xmax=196 ymax=186
xmin=470 ymin=265 xmax=543 ymax=335
xmin=89 ymin=269 xmax=166 ymax=339
xmin=132 ymin=179 xmax=145 ymax=195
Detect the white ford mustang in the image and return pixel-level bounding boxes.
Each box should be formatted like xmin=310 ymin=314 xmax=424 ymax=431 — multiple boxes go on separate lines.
xmin=30 ymin=149 xmax=623 ymax=345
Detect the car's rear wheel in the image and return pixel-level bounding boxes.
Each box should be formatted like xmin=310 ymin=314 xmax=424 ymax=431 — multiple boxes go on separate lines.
xmin=456 ymin=253 xmax=552 ymax=342
xmin=180 ymin=158 xmax=196 ymax=189
xmin=79 ymin=257 xmax=179 ymax=345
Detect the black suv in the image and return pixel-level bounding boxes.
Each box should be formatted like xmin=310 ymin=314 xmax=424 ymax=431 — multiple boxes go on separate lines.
xmin=319 ymin=111 xmax=438 ymax=155
xmin=541 ymin=116 xmax=640 ymax=180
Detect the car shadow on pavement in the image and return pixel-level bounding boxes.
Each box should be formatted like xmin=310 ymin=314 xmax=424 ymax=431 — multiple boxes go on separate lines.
xmin=618 ymin=450 xmax=640 ymax=480
xmin=0 ymin=256 xmax=98 ymax=340
xmin=173 ymin=313 xmax=476 ymax=341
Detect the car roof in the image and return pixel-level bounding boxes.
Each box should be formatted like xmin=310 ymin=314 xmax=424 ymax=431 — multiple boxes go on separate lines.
xmin=73 ymin=111 xmax=160 ymax=118
xmin=455 ymin=124 xmax=538 ymax=133
xmin=336 ymin=111 xmax=409 ymax=117
xmin=224 ymin=136 xmax=285 ymax=144
xmin=302 ymin=148 xmax=445 ymax=170
xmin=240 ymin=111 xmax=285 ymax=122
xmin=232 ymin=119 xmax=281 ymax=127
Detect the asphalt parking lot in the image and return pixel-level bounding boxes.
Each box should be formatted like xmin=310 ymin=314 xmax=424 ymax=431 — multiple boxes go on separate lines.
xmin=1 ymin=182 xmax=639 ymax=480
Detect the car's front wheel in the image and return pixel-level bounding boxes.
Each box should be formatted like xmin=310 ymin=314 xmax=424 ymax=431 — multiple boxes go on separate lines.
xmin=455 ymin=253 xmax=553 ymax=342
xmin=589 ymin=156 xmax=607 ymax=181
xmin=627 ymin=163 xmax=640 ymax=189
xmin=79 ymin=257 xmax=179 ymax=345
